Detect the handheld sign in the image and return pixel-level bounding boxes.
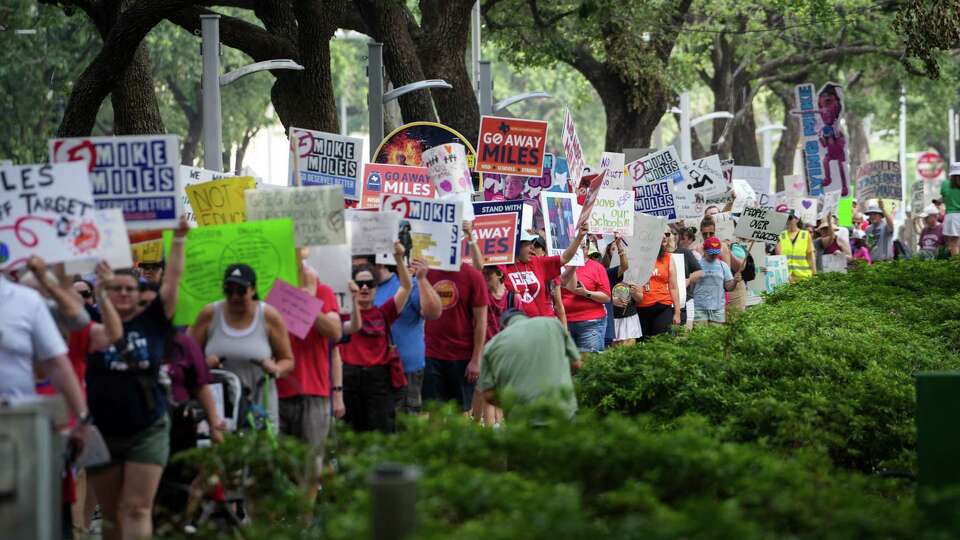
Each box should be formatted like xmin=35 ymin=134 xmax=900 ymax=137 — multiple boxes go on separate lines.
xmin=422 ymin=143 xmax=473 ymax=196
xmin=734 ymin=207 xmax=788 ymax=244
xmin=476 ymin=116 xmax=548 ymax=177
xmin=598 ymin=152 xmax=626 ymax=190
xmin=186 ymin=177 xmax=256 ymax=226
xmin=467 ymin=201 xmax=524 ymax=266
xmin=540 ymin=191 xmax=584 ymax=266
xmin=0 ymin=162 xmax=100 ymax=271
xmin=379 ymin=194 xmax=464 ymax=271
xmin=360 ymin=163 xmax=434 ymax=209
xmin=622 ymin=212 xmax=669 ymax=286
xmin=246 ymin=185 xmax=346 ymax=246
xmin=180 ymin=166 xmax=233 ymax=225
xmin=855 ymin=160 xmax=902 ymax=201
xmin=346 ymin=209 xmax=401 ymax=256
xmin=65 ymin=208 xmax=134 ymax=273
xmin=49 ymin=135 xmax=182 ymax=230
xmin=561 ymin=109 xmax=585 ymax=187
xmin=265 ymin=278 xmax=325 ymax=340
xmin=289 ymin=127 xmax=362 ymax=198
xmin=589 ymin=189 xmax=634 ymax=235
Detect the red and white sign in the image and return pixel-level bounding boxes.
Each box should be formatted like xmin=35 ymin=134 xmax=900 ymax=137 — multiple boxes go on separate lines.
xmin=917 ymin=152 xmax=945 ymax=180
xmin=360 ymin=163 xmax=435 ymax=209
xmin=463 ymin=212 xmax=519 ymax=266
xmin=476 ymin=116 xmax=549 ymax=177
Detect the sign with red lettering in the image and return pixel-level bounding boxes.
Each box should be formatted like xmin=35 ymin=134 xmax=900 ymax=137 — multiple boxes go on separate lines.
xmin=360 ymin=163 xmax=435 ymax=209
xmin=465 ymin=201 xmax=523 ymax=266
xmin=476 ymin=116 xmax=548 ymax=178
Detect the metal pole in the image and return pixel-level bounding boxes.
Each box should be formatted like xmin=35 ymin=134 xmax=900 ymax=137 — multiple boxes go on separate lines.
xmin=762 ymin=130 xmax=773 ymax=169
xmin=340 ymin=96 xmax=348 ymax=136
xmin=679 ymin=92 xmax=691 ymax=162
xmin=471 ymin=2 xmax=481 ymax=102
xmin=653 ymin=123 xmax=663 ymax=149
xmin=479 ymin=60 xmax=493 ymax=116
xmin=369 ymin=463 xmax=419 ymax=540
xmin=949 ymin=108 xmax=956 ymax=165
xmin=201 ymin=14 xmax=224 ymax=172
xmin=899 ymin=85 xmax=908 ymax=210
xmin=368 ymin=42 xmax=384 ymax=160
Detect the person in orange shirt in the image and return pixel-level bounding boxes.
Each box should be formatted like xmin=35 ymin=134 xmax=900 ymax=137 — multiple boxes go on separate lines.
xmin=635 ymin=231 xmax=681 ymax=338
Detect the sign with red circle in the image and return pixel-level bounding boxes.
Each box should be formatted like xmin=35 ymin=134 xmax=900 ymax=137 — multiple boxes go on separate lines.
xmin=917 ymin=152 xmax=944 ymax=180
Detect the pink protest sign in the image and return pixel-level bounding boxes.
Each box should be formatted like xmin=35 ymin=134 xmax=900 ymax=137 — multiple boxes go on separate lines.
xmin=265 ymin=278 xmax=324 ymax=340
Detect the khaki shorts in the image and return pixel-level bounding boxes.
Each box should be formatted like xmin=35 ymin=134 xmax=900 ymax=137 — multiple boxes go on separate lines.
xmin=93 ymin=414 xmax=171 ymax=469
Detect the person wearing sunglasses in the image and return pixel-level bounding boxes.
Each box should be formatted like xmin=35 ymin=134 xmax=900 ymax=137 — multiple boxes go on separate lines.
xmin=339 ymin=241 xmax=412 ymax=433
xmin=189 ymin=262 xmax=295 ymax=431
xmin=138 ymin=260 xmax=164 ymax=285
xmin=83 ymin=216 xmax=188 ymax=540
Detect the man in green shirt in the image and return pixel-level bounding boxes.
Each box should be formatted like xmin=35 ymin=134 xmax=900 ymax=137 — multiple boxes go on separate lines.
xmin=478 ymin=309 xmax=581 ymax=419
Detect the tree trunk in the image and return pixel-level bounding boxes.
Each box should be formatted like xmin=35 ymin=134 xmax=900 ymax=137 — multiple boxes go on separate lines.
xmin=416 ymin=0 xmax=479 ymax=143
xmin=730 ymin=86 xmax=761 ymax=166
xmin=234 ymin=127 xmax=258 ymax=174
xmin=110 ymin=44 xmax=164 ymax=134
xmin=354 ymin=0 xmax=437 ymax=124
xmin=846 ymin=109 xmax=870 ymax=180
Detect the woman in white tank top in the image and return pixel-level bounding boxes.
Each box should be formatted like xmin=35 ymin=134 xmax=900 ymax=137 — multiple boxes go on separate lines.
xmin=188 ymin=263 xmax=294 ymax=429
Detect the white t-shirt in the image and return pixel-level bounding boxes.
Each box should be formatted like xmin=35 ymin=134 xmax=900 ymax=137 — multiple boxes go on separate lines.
xmin=0 ymin=276 xmax=68 ymax=397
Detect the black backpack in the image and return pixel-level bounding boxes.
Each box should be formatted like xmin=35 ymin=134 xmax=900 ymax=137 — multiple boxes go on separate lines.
xmin=741 ymin=253 xmax=757 ymax=282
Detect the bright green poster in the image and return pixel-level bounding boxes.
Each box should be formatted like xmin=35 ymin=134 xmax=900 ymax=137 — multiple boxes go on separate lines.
xmin=164 ymin=218 xmax=298 ymax=326
xmin=837 ymin=198 xmax=853 ymax=227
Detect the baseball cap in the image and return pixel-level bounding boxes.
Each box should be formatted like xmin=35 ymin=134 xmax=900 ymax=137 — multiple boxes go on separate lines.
xmin=223 ymin=263 xmax=256 ymax=288
xmin=703 ymin=236 xmax=722 ymax=255
xmin=520 ymin=232 xmax=540 ymax=243
xmin=816 ymin=221 xmax=835 ymax=231
xmin=950 ymin=162 xmax=960 ymax=177
xmin=921 ymin=204 xmax=939 ymax=218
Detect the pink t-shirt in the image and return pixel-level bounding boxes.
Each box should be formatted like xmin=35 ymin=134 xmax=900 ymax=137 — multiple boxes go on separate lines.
xmin=561 ymin=259 xmax=611 ymax=322
xmin=499 ymin=256 xmax=563 ymax=318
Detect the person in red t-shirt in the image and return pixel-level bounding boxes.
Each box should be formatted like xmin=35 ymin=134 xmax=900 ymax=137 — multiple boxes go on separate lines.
xmin=499 ymin=222 xmax=589 ymax=319
xmin=339 ymin=242 xmax=411 ymax=433
xmin=277 ymin=255 xmax=345 ymax=451
xmin=423 ymin=261 xmax=488 ymax=411
xmin=560 ymin=243 xmax=612 ymax=352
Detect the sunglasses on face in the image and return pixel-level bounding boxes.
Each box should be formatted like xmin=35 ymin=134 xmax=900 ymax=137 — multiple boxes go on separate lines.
xmin=223 ymin=285 xmax=248 ymax=297
xmin=355 ymin=279 xmax=377 ymax=290
xmin=140 ymin=264 xmax=162 ymax=271
xmin=108 ymin=285 xmax=137 ymax=294
xmin=78 ymin=289 xmax=92 ymax=299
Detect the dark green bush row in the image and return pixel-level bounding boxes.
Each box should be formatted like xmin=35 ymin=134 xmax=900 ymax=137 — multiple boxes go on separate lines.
xmin=576 ymin=259 xmax=960 ymax=472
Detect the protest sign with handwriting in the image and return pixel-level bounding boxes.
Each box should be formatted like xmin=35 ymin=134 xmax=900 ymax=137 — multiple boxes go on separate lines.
xmin=589 ymin=189 xmax=633 ymax=235
xmin=734 ymin=206 xmax=788 ymax=244
xmin=246 ymin=185 xmax=346 ymax=246
xmin=266 ymin=278 xmax=325 ymax=340
xmin=422 ymin=143 xmax=473 ymax=196
xmin=346 ymin=209 xmax=400 ymax=256
xmin=65 ymin=208 xmax=133 ymax=273
xmin=186 ymin=177 xmax=256 ymax=226
xmin=165 ymin=218 xmax=298 ymax=326
xmin=50 ymin=134 xmax=181 ymax=230
xmin=855 ymin=160 xmax=901 ymax=201
xmin=180 ymin=165 xmax=233 ymax=224
xmin=562 ymin=109 xmax=585 ymax=187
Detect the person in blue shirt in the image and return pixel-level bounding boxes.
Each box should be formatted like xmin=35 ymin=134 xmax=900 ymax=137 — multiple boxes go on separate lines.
xmin=692 ymin=236 xmax=737 ymax=326
xmin=351 ymin=255 xmax=442 ymax=414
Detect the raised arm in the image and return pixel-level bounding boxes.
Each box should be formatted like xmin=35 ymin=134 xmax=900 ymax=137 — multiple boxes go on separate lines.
xmin=560 ymin=223 xmax=590 ymax=265
xmin=302 ymin=264 xmax=342 ymax=341
xmin=880 ymin=199 xmax=894 ymax=230
xmin=343 ymin=281 xmax=362 ymax=336
xmin=26 ymin=256 xmax=88 ymax=331
xmin=161 ymin=216 xmax=190 ymax=319
xmin=88 ymin=262 xmax=123 ymax=351
xmin=392 ymin=241 xmax=412 ymax=312
xmin=412 ymin=259 xmax=442 ymax=320
xmin=463 ymin=220 xmax=485 ymax=270
xmin=615 ymin=237 xmax=629 ymax=276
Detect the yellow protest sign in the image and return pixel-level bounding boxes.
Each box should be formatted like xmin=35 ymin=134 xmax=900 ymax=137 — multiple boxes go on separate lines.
xmin=185 ymin=176 xmax=256 ymax=226
xmin=131 ymin=239 xmax=164 ymax=264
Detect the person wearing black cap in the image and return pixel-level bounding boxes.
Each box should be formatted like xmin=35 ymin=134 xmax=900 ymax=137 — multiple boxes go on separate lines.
xmin=189 ymin=262 xmax=295 ymax=430
xmin=477 ymin=308 xmax=581 ymax=419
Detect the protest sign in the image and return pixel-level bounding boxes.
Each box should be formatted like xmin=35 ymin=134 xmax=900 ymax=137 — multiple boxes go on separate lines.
xmin=289 ymin=127 xmax=362 ymax=198
xmin=911 ymin=180 xmax=926 ymax=214
xmin=734 ymin=206 xmax=789 ymax=244
xmin=633 ymin=180 xmax=678 ymax=221
xmin=65 ymin=208 xmax=133 ymax=273
xmin=784 ymin=174 xmax=807 ymax=198
xmin=265 ymin=278 xmax=325 ymax=340
xmin=540 ymin=191 xmax=584 ymax=266
xmin=180 ymin=166 xmax=233 ymax=224
xmin=855 ymin=160 xmax=901 ymax=201
xmin=575 ymin=171 xmax=605 ymax=228
xmin=773 ymin=191 xmax=790 ymax=213
xmin=346 ymin=209 xmax=400 ymax=256
xmin=131 ymin=239 xmax=163 ymax=264
xmin=49 ymin=135 xmax=181 ymax=230
xmin=623 ymin=212 xmax=668 ymax=286
xmin=305 ymin=244 xmax=352 ymax=313
xmin=819 ymin=191 xmax=841 ymax=220
xmin=762 ymin=255 xmax=790 ymax=292
xmin=550 ymin=157 xmax=569 ymax=192
xmin=483 ymin=153 xmax=554 ymax=201
xmin=626 ymin=146 xmax=685 ymax=187
xmin=476 ymin=116 xmax=548 ymax=177
xmin=713 ymin=212 xmax=736 ymax=242
xmin=165 ymin=218 xmax=298 ymax=326
xmin=360 ymin=163 xmax=434 ymax=209
xmin=730 ymin=179 xmax=758 ymax=214
xmin=186 ymin=177 xmax=256 ymax=226
xmin=422 ymin=143 xmax=473 ymax=196
xmin=1 ymin=162 xmax=100 ymax=271
xmin=675 ymin=188 xmax=706 ymax=222
xmin=372 ymin=121 xmax=480 ymax=192
xmin=469 ymin=201 xmax=523 ymax=266
xmin=793 ymin=82 xmax=847 ymax=196
xmin=561 ymin=109 xmax=585 ymax=187
xmin=599 ymin=152 xmax=626 ymax=190
xmin=733 ymin=166 xmax=773 ymax=207
xmin=684 ymin=154 xmax=726 ymax=198
xmin=379 ymin=194 xmax=464 ymax=270
xmin=246 ymin=185 xmax=346 ymax=246
xmin=589 ymin=189 xmax=633 ymax=235
xmin=822 ymin=252 xmax=848 ymax=274
xmin=788 ymin=197 xmax=818 ymax=226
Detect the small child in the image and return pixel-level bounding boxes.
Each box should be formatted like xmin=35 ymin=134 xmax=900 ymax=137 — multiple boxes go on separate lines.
xmin=850 ymin=229 xmax=873 ymax=264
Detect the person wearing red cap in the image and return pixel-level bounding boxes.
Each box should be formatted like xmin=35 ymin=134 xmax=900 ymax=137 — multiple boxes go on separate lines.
xmin=692 ymin=237 xmax=737 ymax=326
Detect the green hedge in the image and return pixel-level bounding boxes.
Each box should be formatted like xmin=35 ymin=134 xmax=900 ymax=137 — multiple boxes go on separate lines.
xmin=576 ymin=259 xmax=960 ymax=472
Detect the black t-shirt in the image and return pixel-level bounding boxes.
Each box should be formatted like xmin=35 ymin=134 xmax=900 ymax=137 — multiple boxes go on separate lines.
xmin=87 ymin=298 xmax=171 ymax=436
xmin=607 ymin=266 xmax=637 ymax=318
xmin=673 ymin=247 xmax=702 ymax=299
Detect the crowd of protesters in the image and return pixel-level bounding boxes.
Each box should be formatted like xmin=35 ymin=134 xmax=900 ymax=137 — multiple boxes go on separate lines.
xmin=3 ymin=162 xmax=960 ymax=539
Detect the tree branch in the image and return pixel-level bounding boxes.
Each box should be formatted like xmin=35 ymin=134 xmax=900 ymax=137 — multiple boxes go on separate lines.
xmin=166 ymin=6 xmax=296 ymax=62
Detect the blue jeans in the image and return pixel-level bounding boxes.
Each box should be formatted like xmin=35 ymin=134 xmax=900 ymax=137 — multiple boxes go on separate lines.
xmin=567 ymin=318 xmax=607 ymax=353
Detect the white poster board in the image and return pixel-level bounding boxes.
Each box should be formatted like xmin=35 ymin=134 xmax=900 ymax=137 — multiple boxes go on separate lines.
xmin=540 ymin=191 xmax=583 ymax=266
xmin=288 ymin=127 xmax=363 ymax=198
xmin=49 ymin=134 xmax=182 ymax=230
xmin=346 ymin=209 xmax=401 ymax=256
xmin=561 ymin=109 xmax=585 ymax=187
xmin=589 ymin=189 xmax=633 ymax=235
xmin=622 ymin=212 xmax=668 ymax=286
xmin=379 ymin=194 xmax=464 ymax=270
xmin=246 ymin=185 xmax=346 ymax=246
xmin=599 ymin=152 xmax=626 ymax=190
xmin=305 ymin=243 xmax=352 ymax=313
xmin=734 ymin=207 xmax=789 ymax=244
xmin=732 ymin=166 xmax=773 ymax=208
xmin=64 ymin=208 xmax=134 ymax=273
xmin=821 ymin=252 xmax=848 ymax=273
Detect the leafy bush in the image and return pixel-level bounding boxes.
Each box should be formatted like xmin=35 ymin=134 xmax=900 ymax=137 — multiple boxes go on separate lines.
xmin=577 ymin=259 xmax=960 ymax=472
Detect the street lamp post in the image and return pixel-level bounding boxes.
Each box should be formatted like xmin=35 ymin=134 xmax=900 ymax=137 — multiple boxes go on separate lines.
xmin=201 ymin=14 xmax=304 ymax=172
xmin=756 ymin=124 xmax=786 ymax=168
xmin=676 ymin=91 xmax=734 ymax=161
xmin=367 ymin=42 xmax=452 ymax=159
xmin=478 ymin=61 xmax=551 ymax=116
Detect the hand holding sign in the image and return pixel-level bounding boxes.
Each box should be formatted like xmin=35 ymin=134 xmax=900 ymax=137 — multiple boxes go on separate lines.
xmin=423 ymin=143 xmax=472 ymax=196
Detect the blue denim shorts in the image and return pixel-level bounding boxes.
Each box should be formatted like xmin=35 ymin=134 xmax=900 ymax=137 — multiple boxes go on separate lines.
xmin=567 ymin=318 xmax=607 ymax=353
